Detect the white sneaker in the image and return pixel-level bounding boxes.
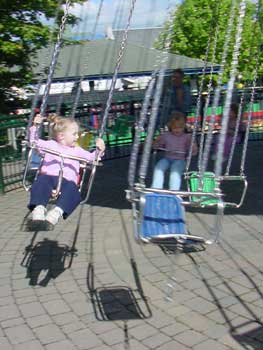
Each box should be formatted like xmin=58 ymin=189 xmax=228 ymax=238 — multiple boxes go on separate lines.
xmin=46 ymin=207 xmax=63 ymax=226
xmin=32 ymin=205 xmax=46 ymax=221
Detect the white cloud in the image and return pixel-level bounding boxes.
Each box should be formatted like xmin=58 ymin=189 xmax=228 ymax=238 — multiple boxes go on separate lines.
xmin=68 ymin=0 xmax=180 ymax=34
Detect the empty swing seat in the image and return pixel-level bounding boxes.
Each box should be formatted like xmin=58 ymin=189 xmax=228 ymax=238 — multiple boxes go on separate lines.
xmin=140 ymin=193 xmax=206 ymax=245
xmin=187 ymin=172 xmax=219 ymax=206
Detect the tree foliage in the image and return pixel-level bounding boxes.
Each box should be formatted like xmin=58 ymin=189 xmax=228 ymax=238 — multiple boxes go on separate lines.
xmin=157 ymin=0 xmax=263 ymax=84
xmin=0 ymin=0 xmax=84 ymax=113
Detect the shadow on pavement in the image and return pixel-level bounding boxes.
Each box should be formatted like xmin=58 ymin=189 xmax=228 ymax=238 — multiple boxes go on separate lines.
xmin=232 ymin=324 xmax=263 ymax=350
xmin=21 ymin=238 xmax=77 ymax=286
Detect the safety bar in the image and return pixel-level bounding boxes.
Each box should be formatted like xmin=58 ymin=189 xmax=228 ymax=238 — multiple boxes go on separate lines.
xmin=185 ymin=171 xmax=247 ymax=209
xmin=23 ymin=145 xmax=101 ymax=203
xmin=126 ymin=185 xmax=222 ymax=207
xmin=153 ymin=148 xmax=187 ymax=154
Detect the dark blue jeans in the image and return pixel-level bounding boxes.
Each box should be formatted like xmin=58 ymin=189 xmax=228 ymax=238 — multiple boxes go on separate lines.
xmin=28 ymin=174 xmax=81 ymax=218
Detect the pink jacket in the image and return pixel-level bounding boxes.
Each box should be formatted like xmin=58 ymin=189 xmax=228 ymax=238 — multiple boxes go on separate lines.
xmin=29 ymin=126 xmax=96 ymax=184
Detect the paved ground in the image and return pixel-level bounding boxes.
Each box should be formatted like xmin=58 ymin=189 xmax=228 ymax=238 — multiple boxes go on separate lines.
xmin=0 ymin=142 xmax=262 ymax=350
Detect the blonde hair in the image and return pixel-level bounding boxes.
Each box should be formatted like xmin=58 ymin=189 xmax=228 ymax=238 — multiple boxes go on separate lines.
xmin=47 ymin=114 xmax=78 ymax=140
xmin=167 ymin=111 xmax=185 ymax=131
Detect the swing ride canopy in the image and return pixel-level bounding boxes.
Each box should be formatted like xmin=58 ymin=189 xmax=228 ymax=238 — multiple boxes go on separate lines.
xmin=31 ymin=37 xmax=220 ymax=82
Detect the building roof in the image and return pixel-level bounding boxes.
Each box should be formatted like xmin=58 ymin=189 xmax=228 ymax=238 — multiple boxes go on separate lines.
xmin=33 ymin=38 xmax=219 ymax=82
xmin=112 ymin=27 xmax=163 ymax=48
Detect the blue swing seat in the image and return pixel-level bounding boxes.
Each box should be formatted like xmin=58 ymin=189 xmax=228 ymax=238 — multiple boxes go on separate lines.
xmin=140 ymin=193 xmax=186 ymax=239
xmin=139 ymin=193 xmax=207 ymax=245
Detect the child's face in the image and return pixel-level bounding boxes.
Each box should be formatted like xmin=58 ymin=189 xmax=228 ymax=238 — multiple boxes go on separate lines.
xmin=60 ymin=122 xmax=79 ymax=147
xmin=171 ymin=124 xmax=184 ymax=135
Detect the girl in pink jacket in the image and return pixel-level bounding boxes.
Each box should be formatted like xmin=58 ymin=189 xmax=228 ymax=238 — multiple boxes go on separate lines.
xmin=28 ymin=114 xmax=105 ymax=226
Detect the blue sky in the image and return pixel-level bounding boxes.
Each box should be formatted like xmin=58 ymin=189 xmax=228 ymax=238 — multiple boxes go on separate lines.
xmin=68 ymin=0 xmax=180 ymax=35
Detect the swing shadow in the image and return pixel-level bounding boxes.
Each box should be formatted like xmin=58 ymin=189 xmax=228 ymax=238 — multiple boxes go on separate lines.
xmin=231 ymin=325 xmax=263 ymax=350
xmin=87 ymin=268 xmax=151 ymax=322
xmin=86 ymin=208 xmax=152 ymax=323
xmin=21 ymin=238 xmax=77 ymax=286
xmin=188 ymin=246 xmax=263 ymax=350
xmin=20 ymin=206 xmax=85 ymax=286
xmin=20 ymin=201 xmax=86 ymax=285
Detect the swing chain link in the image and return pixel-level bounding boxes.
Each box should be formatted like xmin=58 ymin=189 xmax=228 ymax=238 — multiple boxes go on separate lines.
xmin=98 ymin=0 xmax=137 ymax=139
xmin=40 ymin=0 xmax=72 ymax=118
xmin=215 ymin=0 xmax=246 ymax=178
xmin=200 ymin=0 xmax=237 ymax=175
xmin=71 ymin=0 xmax=105 ymax=118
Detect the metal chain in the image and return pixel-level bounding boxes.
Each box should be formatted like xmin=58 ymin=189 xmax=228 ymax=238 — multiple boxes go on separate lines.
xmin=198 ymin=22 xmax=219 ymax=172
xmin=227 ymin=0 xmax=262 ymax=176
xmin=240 ymin=35 xmax=262 ymax=173
xmin=200 ymin=0 xmax=237 ymax=175
xmin=138 ymin=4 xmax=177 ymax=183
xmin=71 ymin=0 xmax=104 ymax=118
xmin=98 ymin=0 xmax=137 ymax=139
xmin=128 ymin=77 xmax=156 ymax=188
xmin=39 ymin=0 xmax=72 ymax=117
xmin=186 ymin=2 xmax=220 ymax=172
xmin=128 ymin=2 xmax=177 ymax=188
xmin=215 ymin=0 xmax=246 ymax=178
xmin=224 ymin=96 xmax=244 ymax=175
xmin=26 ymin=0 xmax=64 ymax=139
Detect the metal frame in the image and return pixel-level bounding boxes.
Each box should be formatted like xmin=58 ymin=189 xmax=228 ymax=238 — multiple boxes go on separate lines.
xmin=126 ymin=185 xmax=224 ymax=245
xmin=23 ymin=145 xmax=101 ymax=204
xmin=185 ymin=171 xmax=248 ymax=208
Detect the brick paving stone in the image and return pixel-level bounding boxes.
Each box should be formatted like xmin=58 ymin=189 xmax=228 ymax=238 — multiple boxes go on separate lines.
xmin=156 ymin=340 xmax=190 ymax=350
xmin=92 ymin=345 xmax=113 ymax=350
xmin=206 ymin=309 xmax=237 ymax=325
xmin=193 ymin=339 xmax=232 ymax=350
xmin=45 ymin=339 xmax=77 ymax=350
xmin=26 ymin=314 xmax=53 ymax=328
xmin=112 ymin=338 xmax=150 ymax=350
xmin=161 ymin=322 xmax=189 ymax=337
xmin=4 ymin=324 xmax=35 ymax=345
xmin=42 ymin=299 xmax=71 ymax=315
xmin=144 ymin=311 xmax=174 ymax=328
xmin=16 ymin=295 xmax=38 ymax=304
xmin=0 ymin=336 xmax=13 ymax=350
xmin=174 ymin=329 xmax=207 ymax=348
xmin=99 ymin=327 xmax=127 ymax=346
xmin=166 ymin=304 xmax=192 ymax=318
xmin=129 ymin=323 xmax=159 ymax=340
xmin=0 ymin=304 xmax=20 ymax=322
xmin=142 ymin=332 xmax=171 ymax=349
xmin=13 ymin=340 xmax=44 ymax=350
xmin=183 ymin=296 xmax=218 ymax=314
xmin=38 ymin=293 xmax=62 ymax=303
xmin=61 ymin=321 xmax=87 ymax=334
xmin=178 ymin=311 xmax=213 ymax=332
xmin=1 ymin=317 xmax=25 ymax=329
xmin=33 ymin=324 xmax=66 ymax=344
xmin=19 ymin=301 xmax=46 ymax=318
xmin=88 ymin=321 xmax=122 ymax=335
xmin=68 ymin=328 xmax=103 ymax=349
xmin=0 ymin=285 xmax=12 ymax=297
xmin=202 ymin=323 xmax=229 ymax=340
xmin=52 ymin=312 xmax=80 ymax=326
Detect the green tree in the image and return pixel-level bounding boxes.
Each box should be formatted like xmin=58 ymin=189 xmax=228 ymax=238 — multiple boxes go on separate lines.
xmin=0 ymin=0 xmax=84 ymax=113
xmin=158 ymin=0 xmax=263 ymax=83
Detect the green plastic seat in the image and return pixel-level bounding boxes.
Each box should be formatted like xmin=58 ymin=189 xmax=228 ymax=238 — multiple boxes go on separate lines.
xmin=188 ymin=171 xmax=219 ymax=206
